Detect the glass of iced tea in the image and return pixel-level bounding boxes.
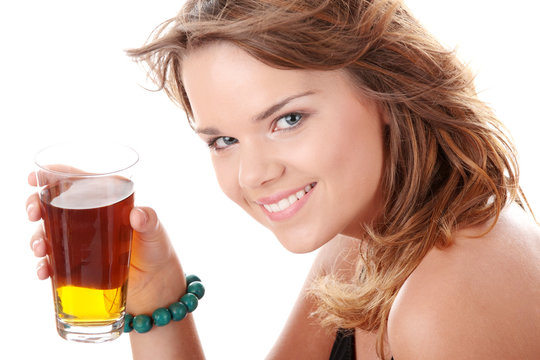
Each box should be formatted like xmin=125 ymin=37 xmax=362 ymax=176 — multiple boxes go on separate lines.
xmin=34 ymin=142 xmax=138 ymax=343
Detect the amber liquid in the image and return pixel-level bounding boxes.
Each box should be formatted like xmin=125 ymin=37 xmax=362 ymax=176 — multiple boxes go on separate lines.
xmin=40 ymin=176 xmax=134 ymax=330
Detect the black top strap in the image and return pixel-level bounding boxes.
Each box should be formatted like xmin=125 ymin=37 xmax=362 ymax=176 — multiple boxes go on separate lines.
xmin=329 ymin=329 xmax=355 ymax=360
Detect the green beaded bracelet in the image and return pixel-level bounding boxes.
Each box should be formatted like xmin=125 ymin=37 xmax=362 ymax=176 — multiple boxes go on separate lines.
xmin=124 ymin=274 xmax=205 ymax=334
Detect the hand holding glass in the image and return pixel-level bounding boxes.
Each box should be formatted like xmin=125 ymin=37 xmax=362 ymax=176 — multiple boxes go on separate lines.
xmin=34 ymin=143 xmax=138 ymax=343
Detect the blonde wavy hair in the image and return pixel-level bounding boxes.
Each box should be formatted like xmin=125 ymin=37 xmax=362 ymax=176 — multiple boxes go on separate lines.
xmin=128 ymin=0 xmax=531 ymax=357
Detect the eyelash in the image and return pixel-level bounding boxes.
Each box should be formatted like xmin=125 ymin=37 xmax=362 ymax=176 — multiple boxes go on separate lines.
xmin=272 ymin=112 xmax=305 ymax=132
xmin=206 ymin=136 xmax=237 ymax=150
xmin=206 ymin=112 xmax=307 ymax=151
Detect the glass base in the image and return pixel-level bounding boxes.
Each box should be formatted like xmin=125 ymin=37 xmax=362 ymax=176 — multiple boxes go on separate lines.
xmin=56 ymin=317 xmax=124 ymax=343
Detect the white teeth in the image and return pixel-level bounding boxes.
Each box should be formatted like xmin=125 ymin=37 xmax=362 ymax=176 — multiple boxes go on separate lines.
xmin=288 ymin=194 xmax=297 ymax=204
xmin=263 ymin=184 xmax=314 ymax=213
xmin=278 ymin=198 xmax=289 ymax=211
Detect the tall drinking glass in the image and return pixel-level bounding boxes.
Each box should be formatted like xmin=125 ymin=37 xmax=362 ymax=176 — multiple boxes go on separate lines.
xmin=34 ymin=142 xmax=138 ymax=343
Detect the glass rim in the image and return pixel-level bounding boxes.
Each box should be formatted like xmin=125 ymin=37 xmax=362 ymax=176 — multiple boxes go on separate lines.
xmin=34 ymin=141 xmax=139 ymax=177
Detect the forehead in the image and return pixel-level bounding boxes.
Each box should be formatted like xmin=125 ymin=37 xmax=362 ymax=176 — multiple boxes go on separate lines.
xmin=183 ymin=43 xmax=312 ymax=100
xmin=181 ymin=42 xmax=362 ymax=127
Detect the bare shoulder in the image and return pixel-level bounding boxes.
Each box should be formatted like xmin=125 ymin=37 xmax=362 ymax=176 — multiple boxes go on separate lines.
xmin=388 ymin=204 xmax=540 ymax=359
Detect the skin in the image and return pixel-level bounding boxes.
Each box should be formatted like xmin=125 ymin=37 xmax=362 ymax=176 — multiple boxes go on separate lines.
xmin=389 ymin=203 xmax=540 ymax=359
xmin=26 ymin=42 xmax=540 ymax=359
xmin=183 ymin=42 xmax=387 ymax=254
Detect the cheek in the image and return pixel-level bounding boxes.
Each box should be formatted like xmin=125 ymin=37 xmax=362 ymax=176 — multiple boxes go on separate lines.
xmin=211 ymin=157 xmax=243 ymax=205
xmin=319 ymin=117 xmax=385 ymax=197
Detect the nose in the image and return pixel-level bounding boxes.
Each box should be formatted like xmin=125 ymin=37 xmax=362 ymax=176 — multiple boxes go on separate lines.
xmin=238 ymin=142 xmax=284 ymax=189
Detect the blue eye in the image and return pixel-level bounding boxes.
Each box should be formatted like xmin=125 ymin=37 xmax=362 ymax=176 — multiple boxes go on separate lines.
xmin=274 ymin=113 xmax=303 ymax=131
xmin=209 ymin=136 xmax=238 ymax=150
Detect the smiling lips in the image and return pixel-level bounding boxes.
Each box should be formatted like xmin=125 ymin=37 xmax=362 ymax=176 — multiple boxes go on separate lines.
xmin=256 ymin=183 xmax=316 ymax=221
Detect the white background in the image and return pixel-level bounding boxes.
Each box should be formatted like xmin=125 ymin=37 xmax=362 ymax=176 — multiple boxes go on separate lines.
xmin=0 ymin=1 xmax=538 ymax=358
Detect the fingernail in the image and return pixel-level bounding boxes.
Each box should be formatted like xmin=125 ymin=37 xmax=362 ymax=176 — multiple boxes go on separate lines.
xmin=36 ymin=260 xmax=45 ymax=271
xmin=31 ymin=238 xmax=41 ymax=252
xmin=27 ymin=203 xmax=35 ymax=217
xmin=135 ymin=208 xmax=148 ymax=226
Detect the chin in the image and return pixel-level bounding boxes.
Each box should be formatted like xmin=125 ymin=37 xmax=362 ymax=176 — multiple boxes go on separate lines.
xmin=280 ymin=242 xmax=316 ymax=254
xmin=274 ymin=230 xmax=331 ymax=254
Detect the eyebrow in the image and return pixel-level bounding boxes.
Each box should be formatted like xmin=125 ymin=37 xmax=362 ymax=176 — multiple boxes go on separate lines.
xmin=195 ymin=90 xmax=317 ymax=136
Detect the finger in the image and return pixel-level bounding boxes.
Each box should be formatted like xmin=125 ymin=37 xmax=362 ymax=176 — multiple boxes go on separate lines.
xmin=28 ymin=172 xmax=38 ymax=187
xmin=34 ymin=168 xmax=63 ymax=187
xmin=29 ymin=224 xmax=46 ymax=251
xmin=130 ymin=207 xmax=164 ymax=244
xmin=33 ymin=239 xmax=47 ymax=258
xmin=34 ymin=165 xmax=91 ymax=187
xmin=31 ymin=237 xmax=47 ymax=258
xmin=26 ymin=193 xmax=42 ymax=221
xmin=36 ymin=258 xmax=51 ymax=280
xmin=129 ymin=207 xmax=174 ymax=272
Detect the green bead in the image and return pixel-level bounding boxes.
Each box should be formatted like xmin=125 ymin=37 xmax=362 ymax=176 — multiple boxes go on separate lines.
xmin=186 ymin=274 xmax=201 ymax=286
xmin=169 ymin=301 xmax=188 ymax=321
xmin=187 ymin=281 xmax=205 ymax=300
xmin=180 ymin=293 xmax=199 ymax=313
xmin=123 ymin=314 xmax=134 ymax=333
xmin=133 ymin=314 xmax=152 ymax=333
xmin=152 ymin=308 xmax=172 ymax=327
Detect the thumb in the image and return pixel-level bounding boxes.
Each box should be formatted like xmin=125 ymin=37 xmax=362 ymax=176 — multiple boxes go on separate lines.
xmin=131 ymin=207 xmax=165 ymax=243
xmin=129 ymin=207 xmax=174 ymax=271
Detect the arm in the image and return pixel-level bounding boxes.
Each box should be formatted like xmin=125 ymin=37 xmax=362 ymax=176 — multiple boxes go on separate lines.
xmin=126 ymin=208 xmax=205 ymax=360
xmin=129 ymin=231 xmax=362 ymax=360
xmin=128 ymin=222 xmax=362 ymax=360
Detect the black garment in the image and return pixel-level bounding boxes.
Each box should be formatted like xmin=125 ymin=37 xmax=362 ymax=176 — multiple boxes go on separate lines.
xmin=329 ymin=329 xmax=355 ymax=360
xmin=328 ymin=330 xmax=394 ymax=360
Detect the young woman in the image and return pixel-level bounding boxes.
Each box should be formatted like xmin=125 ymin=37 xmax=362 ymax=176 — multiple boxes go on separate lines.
xmin=27 ymin=0 xmax=540 ymax=358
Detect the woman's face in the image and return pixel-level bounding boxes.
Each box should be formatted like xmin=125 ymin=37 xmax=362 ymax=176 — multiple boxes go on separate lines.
xmin=182 ymin=42 xmax=387 ymax=253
